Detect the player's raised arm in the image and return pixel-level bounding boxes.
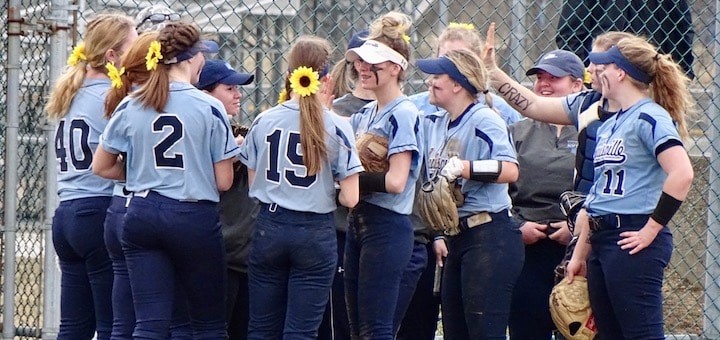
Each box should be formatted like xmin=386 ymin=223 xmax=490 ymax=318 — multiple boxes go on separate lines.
xmin=482 ymin=22 xmax=572 ymax=125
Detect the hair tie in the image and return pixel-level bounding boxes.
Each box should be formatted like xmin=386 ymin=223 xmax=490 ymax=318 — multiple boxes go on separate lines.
xmin=145 ymin=41 xmax=163 ymax=71
xmin=67 ymin=42 xmax=87 ymax=66
xmin=654 ymin=53 xmax=662 ymax=61
xmin=289 ymin=66 xmax=320 ymax=97
xmin=105 ymin=63 xmax=125 ymax=89
xmin=448 ymin=22 xmax=475 ymax=30
xmin=482 ymin=89 xmax=489 ymax=94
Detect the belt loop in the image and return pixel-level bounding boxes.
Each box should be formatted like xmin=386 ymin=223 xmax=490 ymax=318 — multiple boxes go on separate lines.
xmin=269 ymin=203 xmax=277 ymax=212
xmin=616 ymin=214 xmax=622 ymax=229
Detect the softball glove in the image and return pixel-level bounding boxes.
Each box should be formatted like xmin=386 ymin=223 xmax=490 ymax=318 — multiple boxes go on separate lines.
xmin=356 ymin=133 xmax=389 ymax=173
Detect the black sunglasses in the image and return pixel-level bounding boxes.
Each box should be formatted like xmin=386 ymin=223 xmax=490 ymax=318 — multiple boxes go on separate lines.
xmin=136 ymin=13 xmax=181 ymax=29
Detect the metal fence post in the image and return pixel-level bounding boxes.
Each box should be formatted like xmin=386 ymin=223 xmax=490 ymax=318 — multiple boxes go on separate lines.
xmin=41 ymin=0 xmax=72 ymax=338
xmin=3 ymin=0 xmax=21 ymax=337
xmin=704 ymin=1 xmax=720 ymax=338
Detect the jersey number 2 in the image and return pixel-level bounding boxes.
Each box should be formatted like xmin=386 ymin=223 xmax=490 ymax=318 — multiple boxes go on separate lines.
xmin=153 ymin=115 xmax=184 ymax=168
xmin=55 ymin=119 xmax=92 ymax=172
xmin=265 ymin=129 xmax=317 ymax=188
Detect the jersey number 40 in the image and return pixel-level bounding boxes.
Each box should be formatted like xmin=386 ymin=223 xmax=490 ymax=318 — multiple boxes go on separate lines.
xmin=55 ymin=119 xmax=92 ymax=172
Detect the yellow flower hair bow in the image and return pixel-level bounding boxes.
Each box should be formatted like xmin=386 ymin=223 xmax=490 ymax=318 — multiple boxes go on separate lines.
xmin=106 ymin=63 xmax=125 ymax=89
xmin=289 ymin=66 xmax=320 ymax=97
xmin=145 ymin=41 xmax=163 ymax=71
xmin=278 ymin=88 xmax=288 ymax=105
xmin=67 ymin=42 xmax=87 ymax=66
xmin=584 ymin=69 xmax=592 ymax=84
xmin=448 ymin=22 xmax=475 ymax=30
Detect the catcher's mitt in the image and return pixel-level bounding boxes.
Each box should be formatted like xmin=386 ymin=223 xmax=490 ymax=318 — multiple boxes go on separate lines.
xmin=560 ymin=191 xmax=587 ymax=235
xmin=356 ymin=133 xmax=389 ymax=172
xmin=549 ymin=276 xmax=597 ymax=340
xmin=416 ymin=175 xmax=459 ymax=235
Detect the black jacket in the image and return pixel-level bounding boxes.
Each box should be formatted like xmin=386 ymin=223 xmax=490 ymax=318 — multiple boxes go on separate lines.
xmin=556 ymin=0 xmax=695 ymax=79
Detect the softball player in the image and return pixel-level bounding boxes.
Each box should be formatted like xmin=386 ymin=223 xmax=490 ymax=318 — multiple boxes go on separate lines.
xmin=481 ymin=28 xmax=642 ymax=195
xmin=342 ymin=11 xmax=423 ymax=340
xmin=507 ymin=49 xmax=584 ymax=340
xmin=408 ymin=23 xmax=521 ymax=125
xmin=195 ymin=58 xmax=255 ymax=340
xmin=417 ymin=49 xmax=524 ymax=340
xmin=401 ymin=23 xmax=524 ymax=340
xmin=103 ymin=31 xmax=193 ymax=339
xmin=238 ymin=35 xmax=362 ymax=339
xmin=102 ymin=31 xmax=158 ymax=340
xmin=44 ymin=13 xmax=136 ymax=340
xmin=565 ymin=36 xmax=694 ymax=339
xmin=93 ymin=22 xmax=236 ymax=339
xmin=318 ymin=29 xmax=374 ymax=340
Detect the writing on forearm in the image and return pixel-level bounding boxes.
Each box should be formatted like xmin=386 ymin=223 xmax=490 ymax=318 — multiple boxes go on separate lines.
xmin=497 ymin=83 xmax=530 ymax=111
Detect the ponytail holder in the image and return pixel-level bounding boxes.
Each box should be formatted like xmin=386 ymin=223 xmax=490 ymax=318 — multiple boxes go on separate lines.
xmin=482 ymin=89 xmax=489 ymax=94
xmin=145 ymin=41 xmax=163 ymax=71
xmin=289 ymin=66 xmax=320 ymax=97
xmin=654 ymin=53 xmax=662 ymax=61
xmin=105 ymin=63 xmax=125 ymax=89
xmin=448 ymin=22 xmax=475 ymax=30
xmin=67 ymin=42 xmax=87 ymax=66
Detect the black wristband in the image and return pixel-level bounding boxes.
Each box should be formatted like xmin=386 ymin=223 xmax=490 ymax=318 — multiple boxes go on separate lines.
xmin=650 ymin=191 xmax=683 ymax=226
xmin=359 ymin=172 xmax=387 ymax=193
xmin=469 ymin=160 xmax=502 ymax=182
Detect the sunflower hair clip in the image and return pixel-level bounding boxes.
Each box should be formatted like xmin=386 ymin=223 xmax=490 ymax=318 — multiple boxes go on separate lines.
xmin=105 ymin=63 xmax=125 ymax=89
xmin=289 ymin=66 xmax=320 ymax=97
xmin=402 ymin=34 xmax=411 ymax=43
xmin=145 ymin=41 xmax=163 ymax=71
xmin=278 ymin=88 xmax=288 ymax=105
xmin=67 ymin=42 xmax=87 ymax=66
xmin=448 ymin=22 xmax=475 ymax=30
xmin=583 ymin=69 xmax=592 ymax=84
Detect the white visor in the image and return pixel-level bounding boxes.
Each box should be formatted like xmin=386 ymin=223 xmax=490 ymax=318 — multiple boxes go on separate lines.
xmin=345 ymin=40 xmax=409 ymax=70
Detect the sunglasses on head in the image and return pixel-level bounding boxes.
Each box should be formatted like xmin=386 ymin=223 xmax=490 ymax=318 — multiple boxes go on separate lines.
xmin=136 ymin=12 xmax=181 ymax=29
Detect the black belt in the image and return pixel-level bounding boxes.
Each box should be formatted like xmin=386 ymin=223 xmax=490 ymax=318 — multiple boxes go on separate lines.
xmin=589 ymin=214 xmax=651 ymax=232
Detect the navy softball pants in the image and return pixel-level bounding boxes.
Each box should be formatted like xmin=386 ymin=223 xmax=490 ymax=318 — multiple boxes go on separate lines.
xmin=441 ymin=210 xmax=524 ymax=340
xmin=344 ymin=202 xmax=414 ymax=340
xmin=587 ymin=214 xmax=672 ymax=340
xmin=247 ymin=203 xmax=337 ymax=339
xmin=123 ymin=191 xmax=226 ymax=339
xmin=52 ymin=196 xmax=113 ymax=340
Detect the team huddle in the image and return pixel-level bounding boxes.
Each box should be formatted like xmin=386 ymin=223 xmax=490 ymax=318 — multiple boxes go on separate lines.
xmin=46 ymin=5 xmax=695 ymax=340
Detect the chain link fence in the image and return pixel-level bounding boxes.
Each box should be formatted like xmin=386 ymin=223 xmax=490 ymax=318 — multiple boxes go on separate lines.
xmin=2 ymin=0 xmax=720 ymax=338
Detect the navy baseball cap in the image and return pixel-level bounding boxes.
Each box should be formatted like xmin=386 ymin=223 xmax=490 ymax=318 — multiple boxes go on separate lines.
xmin=526 ymin=49 xmax=585 ymax=80
xmin=164 ymin=40 xmax=219 ymax=65
xmin=347 ymin=29 xmax=369 ymax=50
xmin=416 ymin=55 xmax=478 ymax=94
xmin=196 ymin=59 xmax=254 ymax=90
xmin=588 ymin=45 xmax=652 ymax=84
